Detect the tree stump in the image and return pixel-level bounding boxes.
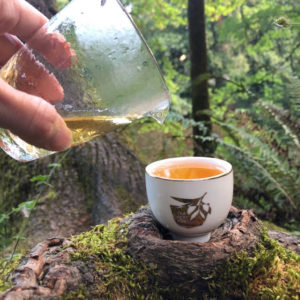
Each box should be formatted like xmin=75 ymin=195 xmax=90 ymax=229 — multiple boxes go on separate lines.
xmin=126 ymin=206 xmax=261 ymax=290
xmin=1 ymin=207 xmax=299 ymax=299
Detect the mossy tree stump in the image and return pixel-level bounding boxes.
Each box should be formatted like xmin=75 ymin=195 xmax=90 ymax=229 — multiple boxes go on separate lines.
xmin=1 ymin=207 xmax=299 ymax=299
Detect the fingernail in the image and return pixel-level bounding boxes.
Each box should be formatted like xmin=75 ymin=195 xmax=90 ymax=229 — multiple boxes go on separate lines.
xmin=48 ymin=119 xmax=72 ymax=151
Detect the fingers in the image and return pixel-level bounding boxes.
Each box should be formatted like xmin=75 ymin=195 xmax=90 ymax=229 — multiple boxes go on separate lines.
xmin=0 ymin=46 xmax=65 ymax=103
xmin=0 ymin=0 xmax=75 ymax=153
xmin=0 ymin=33 xmax=22 ymax=66
xmin=0 ymin=0 xmax=47 ymax=40
xmin=0 ymin=78 xmax=72 ymax=151
xmin=28 ymin=30 xmax=76 ymax=69
xmin=0 ymin=0 xmax=76 ymax=69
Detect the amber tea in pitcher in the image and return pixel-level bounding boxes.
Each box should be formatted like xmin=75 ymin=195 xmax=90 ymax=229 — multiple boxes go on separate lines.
xmin=0 ymin=0 xmax=171 ymax=161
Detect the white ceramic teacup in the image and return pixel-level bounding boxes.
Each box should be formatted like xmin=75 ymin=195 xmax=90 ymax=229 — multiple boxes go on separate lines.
xmin=145 ymin=157 xmax=233 ymax=242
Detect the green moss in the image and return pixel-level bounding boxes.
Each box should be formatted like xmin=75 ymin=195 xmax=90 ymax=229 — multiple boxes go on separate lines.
xmin=0 ymin=254 xmax=22 ymax=292
xmin=115 ymin=186 xmax=140 ymax=214
xmin=69 ymin=217 xmax=179 ymax=299
xmin=209 ymin=231 xmax=300 ymax=299
xmin=2 ymin=216 xmax=298 ymax=299
xmin=59 ymin=284 xmax=89 ymax=300
xmin=67 ymin=218 xmax=299 ymax=299
xmin=262 ymin=220 xmax=290 ymax=233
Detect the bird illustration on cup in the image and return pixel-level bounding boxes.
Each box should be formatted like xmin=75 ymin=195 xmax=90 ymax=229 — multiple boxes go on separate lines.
xmin=170 ymin=192 xmax=211 ymax=228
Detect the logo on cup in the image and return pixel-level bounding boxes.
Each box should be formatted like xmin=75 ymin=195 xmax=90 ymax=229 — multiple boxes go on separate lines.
xmin=170 ymin=192 xmax=211 ymax=228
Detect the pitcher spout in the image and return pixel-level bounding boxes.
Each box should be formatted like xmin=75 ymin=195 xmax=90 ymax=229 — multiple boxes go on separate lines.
xmin=145 ymin=97 xmax=171 ymax=124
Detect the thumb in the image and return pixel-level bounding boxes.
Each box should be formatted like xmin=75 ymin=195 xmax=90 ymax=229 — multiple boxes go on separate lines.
xmin=0 ymin=79 xmax=72 ymax=151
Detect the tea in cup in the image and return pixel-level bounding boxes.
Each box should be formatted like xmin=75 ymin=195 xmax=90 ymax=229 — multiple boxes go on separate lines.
xmin=145 ymin=157 xmax=233 ymax=242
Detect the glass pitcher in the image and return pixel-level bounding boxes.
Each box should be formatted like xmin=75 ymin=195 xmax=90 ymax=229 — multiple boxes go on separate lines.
xmin=0 ymin=0 xmax=170 ymax=162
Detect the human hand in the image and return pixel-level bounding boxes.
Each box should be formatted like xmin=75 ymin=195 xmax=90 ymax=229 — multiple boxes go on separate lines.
xmin=0 ymin=0 xmax=72 ymax=151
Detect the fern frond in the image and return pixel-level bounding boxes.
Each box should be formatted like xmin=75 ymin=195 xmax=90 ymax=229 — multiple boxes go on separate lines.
xmin=214 ymin=120 xmax=290 ymax=173
xmin=217 ymin=139 xmax=296 ymax=208
xmin=286 ymin=76 xmax=300 ymax=117
xmin=257 ymin=101 xmax=300 ymax=150
xmin=167 ymin=111 xmax=209 ymax=133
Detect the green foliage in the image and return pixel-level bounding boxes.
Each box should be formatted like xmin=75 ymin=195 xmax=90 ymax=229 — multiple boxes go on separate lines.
xmin=0 ymin=159 xmax=65 ymax=251
xmin=57 ymin=0 xmax=70 ymax=11
xmin=0 ymin=254 xmax=22 ymax=292
xmin=0 ymin=152 xmax=70 ymax=291
xmin=206 ymin=0 xmax=247 ymax=21
xmin=213 ymin=77 xmax=300 ymax=224
xmin=205 ymin=0 xmax=300 ymax=224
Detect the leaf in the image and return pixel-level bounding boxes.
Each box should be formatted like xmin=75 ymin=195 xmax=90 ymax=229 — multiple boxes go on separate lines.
xmin=48 ymin=163 xmax=62 ymax=168
xmin=190 ymin=209 xmax=199 ymax=221
xmin=17 ymin=200 xmax=37 ymax=211
xmin=187 ymin=206 xmax=196 ymax=215
xmin=0 ymin=214 xmax=9 ymax=224
xmin=30 ymin=175 xmax=50 ymax=185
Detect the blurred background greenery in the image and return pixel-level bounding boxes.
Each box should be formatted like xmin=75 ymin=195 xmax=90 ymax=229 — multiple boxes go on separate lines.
xmin=119 ymin=0 xmax=300 ymax=232
xmin=1 ymin=0 xmax=299 ymax=258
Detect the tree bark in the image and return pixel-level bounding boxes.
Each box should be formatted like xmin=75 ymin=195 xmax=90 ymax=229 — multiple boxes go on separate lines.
xmin=188 ymin=0 xmax=213 ymax=155
xmin=0 ymin=133 xmax=147 ymax=248
xmin=0 ymin=207 xmax=299 ymax=299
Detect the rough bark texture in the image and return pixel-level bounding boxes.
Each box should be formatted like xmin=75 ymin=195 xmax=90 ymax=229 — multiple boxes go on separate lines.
xmin=268 ymin=230 xmax=300 ymax=255
xmin=126 ymin=207 xmax=261 ymax=281
xmin=1 ymin=207 xmax=299 ymax=300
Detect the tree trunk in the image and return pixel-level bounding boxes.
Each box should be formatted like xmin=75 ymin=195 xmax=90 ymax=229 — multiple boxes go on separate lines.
xmin=0 ymin=133 xmax=147 ymax=249
xmin=27 ymin=0 xmax=58 ymax=18
xmin=188 ymin=0 xmax=213 ymax=155
xmin=1 ymin=207 xmax=299 ymax=299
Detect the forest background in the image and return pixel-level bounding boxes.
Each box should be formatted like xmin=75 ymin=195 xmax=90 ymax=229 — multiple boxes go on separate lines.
xmin=0 ymin=0 xmax=299 ymax=281
xmin=119 ymin=0 xmax=300 ymax=231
